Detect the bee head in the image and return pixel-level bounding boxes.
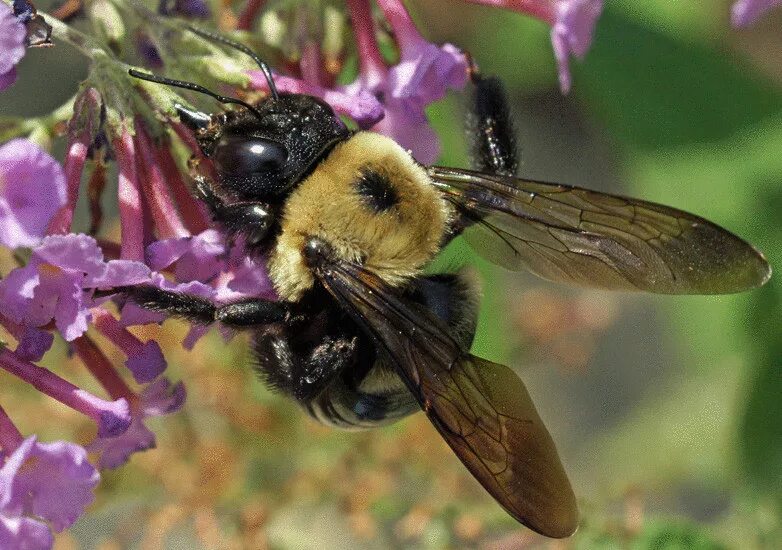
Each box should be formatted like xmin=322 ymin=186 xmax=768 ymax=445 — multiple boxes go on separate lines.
xmin=178 ymin=94 xmax=350 ymax=200
xmin=129 ymin=29 xmax=350 ymax=202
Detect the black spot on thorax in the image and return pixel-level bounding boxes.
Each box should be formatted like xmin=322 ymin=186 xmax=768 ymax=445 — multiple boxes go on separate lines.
xmin=355 ymin=167 xmax=399 ymax=212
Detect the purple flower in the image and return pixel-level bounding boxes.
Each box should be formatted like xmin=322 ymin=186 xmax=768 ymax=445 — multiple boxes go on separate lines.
xmin=0 ymin=234 xmax=151 ymax=342
xmin=251 ymin=0 xmax=468 ymax=163
xmin=70 ymin=335 xmax=181 ymax=469
xmin=359 ymin=39 xmax=468 ymax=163
xmin=0 ymin=2 xmax=25 ymax=90
xmin=0 ymin=348 xmax=132 ymax=438
xmin=386 ymin=41 xmax=468 ymax=109
xmin=173 ymin=0 xmax=211 ymax=18
xmin=92 ymin=309 xmax=167 ymax=384
xmin=88 ymin=377 xmax=186 ymax=469
xmin=462 ymin=0 xmax=603 ymax=93
xmin=146 ymin=229 xmax=227 ymax=283
xmin=0 ymin=139 xmax=66 ymax=249
xmin=0 ymin=515 xmax=52 ymax=550
xmin=0 ymin=436 xmax=99 ymax=533
xmin=339 ymin=0 xmax=469 ymax=163
xmin=144 ymin=230 xmax=275 ymax=301
xmin=122 ymin=234 xmax=275 ymax=348
xmin=135 ymin=33 xmax=163 ymax=69
xmin=732 ymin=0 xmax=782 ymax=26
xmin=13 ymin=328 xmax=54 ymax=362
xmin=216 ymin=250 xmax=277 ymax=302
xmin=0 ymin=317 xmax=54 ymax=362
xmin=550 ymin=0 xmax=603 ymax=93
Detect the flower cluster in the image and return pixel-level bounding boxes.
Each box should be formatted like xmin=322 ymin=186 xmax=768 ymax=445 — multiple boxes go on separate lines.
xmin=0 ymin=0 xmax=775 ymax=547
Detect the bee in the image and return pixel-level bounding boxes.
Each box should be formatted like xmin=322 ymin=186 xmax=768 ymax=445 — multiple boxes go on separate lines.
xmin=124 ymin=28 xmax=771 ymax=538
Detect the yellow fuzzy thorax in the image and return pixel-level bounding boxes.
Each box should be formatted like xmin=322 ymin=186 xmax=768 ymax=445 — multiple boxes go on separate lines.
xmin=269 ymin=132 xmax=452 ymax=301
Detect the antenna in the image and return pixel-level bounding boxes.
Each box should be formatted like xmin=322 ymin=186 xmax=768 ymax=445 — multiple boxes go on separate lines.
xmin=128 ymin=69 xmax=264 ymax=119
xmin=186 ymin=25 xmax=279 ymax=100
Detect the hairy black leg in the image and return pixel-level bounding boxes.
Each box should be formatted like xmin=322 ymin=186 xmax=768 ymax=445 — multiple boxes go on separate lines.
xmin=215 ymin=299 xmax=288 ymax=326
xmin=442 ymin=71 xmax=520 ymax=245
xmin=121 ymin=285 xmax=289 ymax=327
xmin=191 ymin=175 xmax=275 ymax=248
xmin=467 ymin=72 xmax=519 ymax=176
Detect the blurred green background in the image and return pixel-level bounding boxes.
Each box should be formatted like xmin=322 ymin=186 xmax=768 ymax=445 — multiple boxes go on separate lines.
xmin=2 ymin=1 xmax=781 ymax=548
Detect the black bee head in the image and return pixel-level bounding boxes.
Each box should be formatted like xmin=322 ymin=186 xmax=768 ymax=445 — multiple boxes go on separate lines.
xmin=180 ymin=94 xmax=350 ymax=201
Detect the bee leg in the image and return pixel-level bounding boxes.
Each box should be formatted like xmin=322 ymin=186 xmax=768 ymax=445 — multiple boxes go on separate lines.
xmin=215 ymin=299 xmax=289 ymax=327
xmin=189 ymin=173 xmax=225 ymax=217
xmin=119 ymin=285 xmax=289 ymax=327
xmin=192 ymin=175 xmax=275 ymax=249
xmin=467 ymin=71 xmax=519 ymax=177
xmin=442 ymin=73 xmax=519 ymax=245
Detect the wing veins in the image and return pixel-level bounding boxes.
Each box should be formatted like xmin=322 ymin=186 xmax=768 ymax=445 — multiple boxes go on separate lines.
xmin=317 ymin=260 xmax=580 ymax=537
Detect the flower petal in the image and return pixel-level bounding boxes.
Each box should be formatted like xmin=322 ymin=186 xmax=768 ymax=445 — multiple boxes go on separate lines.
xmin=141 ymin=378 xmax=186 ymax=416
xmin=13 ymin=327 xmax=54 ymax=362
xmin=0 ymin=516 xmax=53 ymax=550
xmin=388 ymin=41 xmax=468 ymax=106
xmin=0 ymin=68 xmax=17 ymax=91
xmin=0 ymin=3 xmax=26 ymax=76
xmin=87 ymin=417 xmax=156 ymax=470
xmin=732 ymin=0 xmax=782 ymax=26
xmin=0 ymin=436 xmax=98 ymax=533
xmin=146 ymin=229 xmax=227 ymax=283
xmin=125 ymin=341 xmax=167 ymax=383
xmin=0 ymin=140 xmax=66 ymax=249
xmin=14 ymin=440 xmax=99 ymax=531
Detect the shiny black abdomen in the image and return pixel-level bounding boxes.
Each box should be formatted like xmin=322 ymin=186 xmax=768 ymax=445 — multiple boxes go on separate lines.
xmin=251 ymin=273 xmax=478 ymax=429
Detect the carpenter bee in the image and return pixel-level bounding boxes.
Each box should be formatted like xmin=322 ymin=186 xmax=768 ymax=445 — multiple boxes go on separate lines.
xmin=124 ymin=28 xmax=771 ymax=538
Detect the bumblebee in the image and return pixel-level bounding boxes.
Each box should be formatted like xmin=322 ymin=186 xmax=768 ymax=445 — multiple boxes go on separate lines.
xmin=125 ymin=29 xmax=771 ymax=538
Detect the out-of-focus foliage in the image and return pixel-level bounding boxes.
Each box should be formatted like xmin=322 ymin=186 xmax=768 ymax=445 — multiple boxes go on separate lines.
xmin=2 ymin=1 xmax=780 ymax=548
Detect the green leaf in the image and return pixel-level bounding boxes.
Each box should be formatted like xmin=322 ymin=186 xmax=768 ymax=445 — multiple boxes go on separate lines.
xmin=577 ymin=8 xmax=782 ymax=151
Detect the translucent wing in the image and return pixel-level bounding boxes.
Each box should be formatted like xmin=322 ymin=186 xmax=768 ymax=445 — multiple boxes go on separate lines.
xmin=317 ymin=261 xmax=578 ymax=538
xmin=429 ymin=166 xmax=771 ymax=294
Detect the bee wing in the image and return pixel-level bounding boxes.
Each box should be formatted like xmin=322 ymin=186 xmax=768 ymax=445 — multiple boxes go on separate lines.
xmin=429 ymin=166 xmax=771 ymax=294
xmin=317 ymin=260 xmax=578 ymax=538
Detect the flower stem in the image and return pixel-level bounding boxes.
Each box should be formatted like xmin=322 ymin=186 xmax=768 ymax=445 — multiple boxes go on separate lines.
xmin=90 ymin=308 xmax=166 ymax=384
xmin=114 ymin=129 xmax=145 ymax=262
xmin=374 ymin=0 xmax=418 ymax=37
xmin=134 ymin=122 xmax=190 ymax=240
xmin=345 ymin=0 xmax=387 ymax=83
xmin=460 ymin=0 xmax=554 ymax=23
xmin=47 ymin=135 xmax=89 ymax=235
xmin=237 ymin=0 xmax=267 ymax=30
xmin=41 ymin=9 xmax=107 ymax=58
xmin=0 ymin=348 xmax=131 ymax=438
xmin=300 ymin=40 xmax=326 ymax=87
xmin=155 ymin=141 xmax=210 ymax=234
xmin=72 ymin=335 xmax=134 ymax=403
xmin=0 ymin=405 xmax=24 ymax=453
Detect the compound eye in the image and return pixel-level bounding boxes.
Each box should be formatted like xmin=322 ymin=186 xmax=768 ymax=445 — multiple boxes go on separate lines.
xmin=212 ymin=135 xmax=288 ymax=177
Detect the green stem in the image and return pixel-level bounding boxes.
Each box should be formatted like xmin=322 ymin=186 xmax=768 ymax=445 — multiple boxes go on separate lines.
xmin=40 ymin=9 xmax=107 ymax=59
